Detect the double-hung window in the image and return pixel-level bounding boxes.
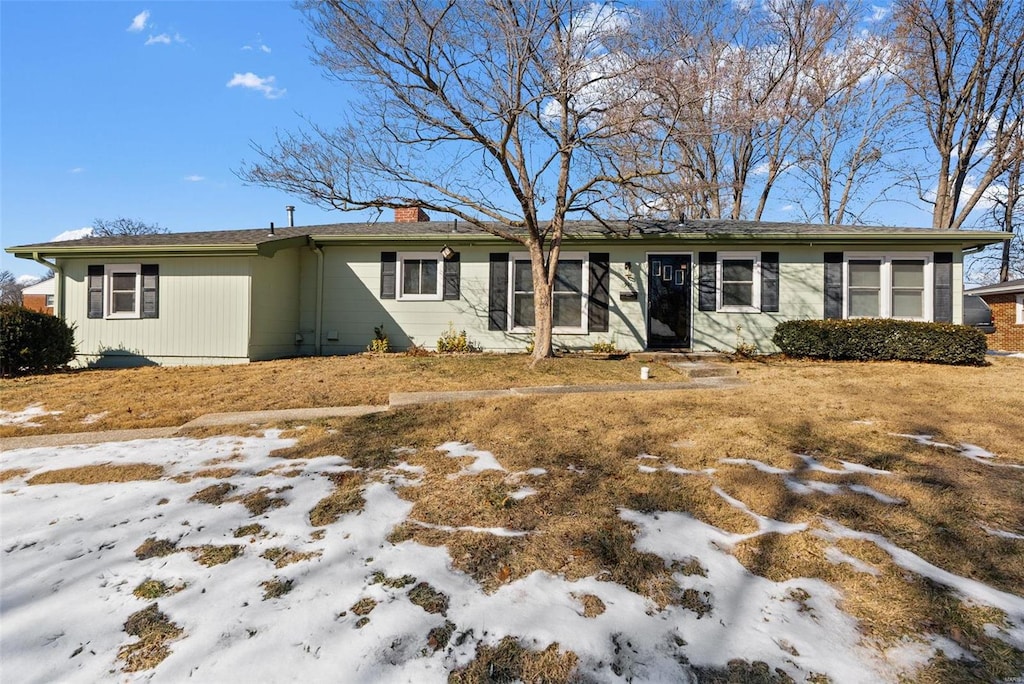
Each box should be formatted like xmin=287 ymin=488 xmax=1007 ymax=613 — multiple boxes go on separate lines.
xmin=717 ymin=252 xmax=760 ymax=312
xmin=87 ymin=264 xmax=159 ymax=319
xmin=510 ymin=255 xmax=587 ymax=332
xmin=844 ymin=254 xmax=930 ymax=321
xmin=397 ymin=253 xmax=442 ymax=300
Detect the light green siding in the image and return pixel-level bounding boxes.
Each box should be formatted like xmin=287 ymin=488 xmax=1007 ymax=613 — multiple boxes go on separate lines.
xmin=60 ymin=257 xmax=252 ymax=367
xmin=249 ymin=249 xmax=303 ymax=360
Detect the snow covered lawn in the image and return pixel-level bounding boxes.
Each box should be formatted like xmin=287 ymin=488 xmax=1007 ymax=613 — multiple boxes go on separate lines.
xmin=3 ymin=422 xmax=1023 ymax=683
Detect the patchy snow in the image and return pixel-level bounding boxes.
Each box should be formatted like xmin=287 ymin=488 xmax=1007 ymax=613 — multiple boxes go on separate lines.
xmin=0 ymin=403 xmax=62 ymax=427
xmin=523 ymin=467 xmax=547 ymax=477
xmin=819 ymin=520 xmax=1024 ymax=649
xmin=1 ymin=433 xmax=1019 ymax=682
xmin=410 ymin=520 xmax=531 ymax=537
xmin=81 ymin=411 xmax=109 ymax=425
xmin=720 ymin=457 xmax=791 ymax=475
xmin=895 ymin=434 xmax=1024 ymax=470
xmin=508 ymin=487 xmax=538 ymax=501
xmin=721 ymin=455 xmax=902 ymax=503
xmin=823 ymin=546 xmax=881 ymax=576
xmin=436 ymin=441 xmax=505 ymax=477
xmin=980 ymin=525 xmax=1024 ymax=541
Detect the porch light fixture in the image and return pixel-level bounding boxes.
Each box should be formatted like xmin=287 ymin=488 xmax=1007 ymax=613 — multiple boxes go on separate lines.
xmin=440 ymin=244 xmax=456 ymax=260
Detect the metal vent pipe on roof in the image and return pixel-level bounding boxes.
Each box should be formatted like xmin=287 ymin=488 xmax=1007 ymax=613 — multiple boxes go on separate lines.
xmin=269 ymin=222 xmax=275 ymax=236
xmin=286 ymin=205 xmax=295 ymax=227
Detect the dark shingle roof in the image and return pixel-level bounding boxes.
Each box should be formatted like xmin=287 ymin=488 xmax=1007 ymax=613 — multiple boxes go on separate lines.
xmin=6 ymin=218 xmax=1009 ymax=253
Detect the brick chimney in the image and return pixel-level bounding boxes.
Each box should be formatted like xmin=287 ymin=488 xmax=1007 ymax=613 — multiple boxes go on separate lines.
xmin=394 ymin=206 xmax=431 ymax=223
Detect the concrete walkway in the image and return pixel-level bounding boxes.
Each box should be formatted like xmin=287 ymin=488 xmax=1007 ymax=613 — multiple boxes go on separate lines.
xmin=1 ymin=368 xmax=742 ymax=450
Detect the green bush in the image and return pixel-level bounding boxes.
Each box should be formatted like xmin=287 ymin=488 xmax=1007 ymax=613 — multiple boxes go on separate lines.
xmin=436 ymin=322 xmax=479 ymax=353
xmin=772 ymin=319 xmax=986 ymax=366
xmin=0 ymin=305 xmax=77 ymax=376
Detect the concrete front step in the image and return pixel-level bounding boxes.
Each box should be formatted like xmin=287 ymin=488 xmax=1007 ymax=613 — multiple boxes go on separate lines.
xmin=666 ymin=361 xmax=739 ymax=379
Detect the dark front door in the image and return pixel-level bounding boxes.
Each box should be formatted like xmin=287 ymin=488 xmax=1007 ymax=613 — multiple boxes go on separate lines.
xmin=647 ymin=254 xmax=692 ymax=349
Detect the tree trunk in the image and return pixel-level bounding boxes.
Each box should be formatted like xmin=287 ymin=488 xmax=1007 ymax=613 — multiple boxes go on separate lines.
xmin=529 ymin=245 xmax=555 ymax=361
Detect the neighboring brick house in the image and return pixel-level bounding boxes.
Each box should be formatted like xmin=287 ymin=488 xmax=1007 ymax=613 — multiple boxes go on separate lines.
xmin=966 ymin=278 xmax=1024 ymax=352
xmin=21 ymin=276 xmax=55 ymax=315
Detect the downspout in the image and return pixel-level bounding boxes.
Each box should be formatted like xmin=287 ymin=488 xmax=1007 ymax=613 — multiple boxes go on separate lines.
xmin=312 ymin=241 xmax=324 ymax=356
xmin=30 ymin=252 xmax=64 ymax=320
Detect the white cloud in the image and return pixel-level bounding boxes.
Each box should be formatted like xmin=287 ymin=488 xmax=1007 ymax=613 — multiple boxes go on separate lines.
xmin=242 ymin=34 xmax=272 ymax=53
xmin=16 ymin=274 xmax=41 ymax=286
xmin=781 ymin=204 xmax=795 ymax=212
xmin=51 ymin=227 xmax=93 ymax=242
xmin=69 ymin=167 xmax=84 ymax=174
xmin=184 ymin=174 xmax=205 ymax=182
xmin=868 ymin=4 xmax=890 ymax=22
xmin=128 ymin=10 xmax=149 ymax=32
xmin=227 ymin=72 xmax=285 ymax=99
xmin=144 ymin=31 xmax=186 ymax=46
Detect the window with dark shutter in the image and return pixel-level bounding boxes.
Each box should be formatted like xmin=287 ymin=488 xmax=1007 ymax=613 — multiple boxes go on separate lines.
xmin=443 ymin=253 xmax=461 ymax=300
xmin=698 ymin=252 xmax=716 ymax=311
xmin=824 ymin=252 xmax=844 ymax=319
xmin=380 ymin=252 xmax=397 ymax=299
xmin=588 ymin=253 xmax=609 ymax=332
xmin=761 ymin=252 xmax=779 ymax=312
xmin=933 ymin=252 xmax=953 ymax=322
xmin=87 ymin=265 xmax=104 ymax=318
xmin=488 ymin=253 xmax=509 ymax=330
xmin=141 ymin=264 xmax=159 ymax=318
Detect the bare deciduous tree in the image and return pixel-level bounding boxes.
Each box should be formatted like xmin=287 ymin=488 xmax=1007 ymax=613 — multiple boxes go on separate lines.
xmin=0 ymin=270 xmax=24 ymax=306
xmin=893 ymin=0 xmax=1024 ymax=230
xmin=789 ymin=23 xmax=909 ymax=225
xmin=241 ymin=0 xmax=666 ymax=359
xmin=92 ymin=217 xmax=167 ymax=237
xmin=640 ymin=0 xmax=857 ymax=222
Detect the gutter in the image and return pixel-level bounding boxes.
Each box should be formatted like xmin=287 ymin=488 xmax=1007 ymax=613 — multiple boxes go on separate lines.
xmin=29 ymin=252 xmax=64 ymax=320
xmin=311 ymin=241 xmax=324 ymax=356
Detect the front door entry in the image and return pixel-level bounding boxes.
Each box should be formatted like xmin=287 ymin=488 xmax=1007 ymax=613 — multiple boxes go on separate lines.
xmin=647 ymin=254 xmax=692 ymax=349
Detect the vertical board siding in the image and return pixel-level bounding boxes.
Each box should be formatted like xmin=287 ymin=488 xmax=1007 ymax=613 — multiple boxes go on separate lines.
xmin=61 ymin=257 xmax=251 ymax=365
xmin=249 ymin=249 xmax=302 ymax=360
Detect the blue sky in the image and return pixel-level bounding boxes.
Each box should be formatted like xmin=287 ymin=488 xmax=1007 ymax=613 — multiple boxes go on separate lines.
xmin=2 ymin=1 xmax=947 ymax=282
xmin=1 ymin=1 xmax=377 ymax=279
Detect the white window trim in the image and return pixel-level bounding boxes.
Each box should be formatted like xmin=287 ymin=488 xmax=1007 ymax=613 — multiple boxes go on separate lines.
xmin=396 ymin=252 xmax=443 ymax=301
xmin=508 ymin=252 xmax=589 ymax=334
xmin=843 ymin=253 xmax=933 ymax=321
xmin=717 ymin=251 xmax=761 ymax=313
xmin=104 ymin=264 xmax=141 ymax=319
xmin=1016 ymin=294 xmax=1023 ymax=325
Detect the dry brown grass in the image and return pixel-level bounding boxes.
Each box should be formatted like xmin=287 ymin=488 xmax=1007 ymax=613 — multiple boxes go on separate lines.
xmin=0 ymin=353 xmax=671 ymax=436
xmin=189 ymin=544 xmax=243 ymax=567
xmin=117 ymin=603 xmax=183 ymax=672
xmin=449 ymin=638 xmax=579 ymax=684
xmin=0 ymin=468 xmax=30 ymax=482
xmin=272 ymin=356 xmax=1024 ymax=679
xmin=26 ymin=463 xmax=163 ymax=485
xmin=261 ymin=546 xmax=322 ymax=568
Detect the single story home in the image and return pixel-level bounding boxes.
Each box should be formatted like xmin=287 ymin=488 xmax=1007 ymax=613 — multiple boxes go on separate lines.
xmin=6 ymin=212 xmax=1007 ymax=367
xmin=20 ymin=276 xmax=55 ymax=315
xmin=965 ymin=278 xmax=1024 ymax=352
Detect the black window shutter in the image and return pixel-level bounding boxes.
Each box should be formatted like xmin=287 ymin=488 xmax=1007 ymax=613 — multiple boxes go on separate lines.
xmin=443 ymin=253 xmax=461 ymax=300
xmin=588 ymin=252 xmax=610 ymax=332
xmin=761 ymin=252 xmax=780 ymax=312
xmin=934 ymin=252 xmax=953 ymax=322
xmin=488 ymin=253 xmax=509 ymax=331
xmin=698 ymin=252 xmax=716 ymax=311
xmin=380 ymin=252 xmax=397 ymax=299
xmin=87 ymin=265 xmax=103 ymax=318
xmin=141 ymin=264 xmax=159 ymax=318
xmin=824 ymin=252 xmax=844 ymax=319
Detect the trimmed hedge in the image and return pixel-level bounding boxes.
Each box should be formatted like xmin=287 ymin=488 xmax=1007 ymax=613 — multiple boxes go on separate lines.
xmin=772 ymin=319 xmax=987 ymax=366
xmin=1 ymin=305 xmax=77 ymax=376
